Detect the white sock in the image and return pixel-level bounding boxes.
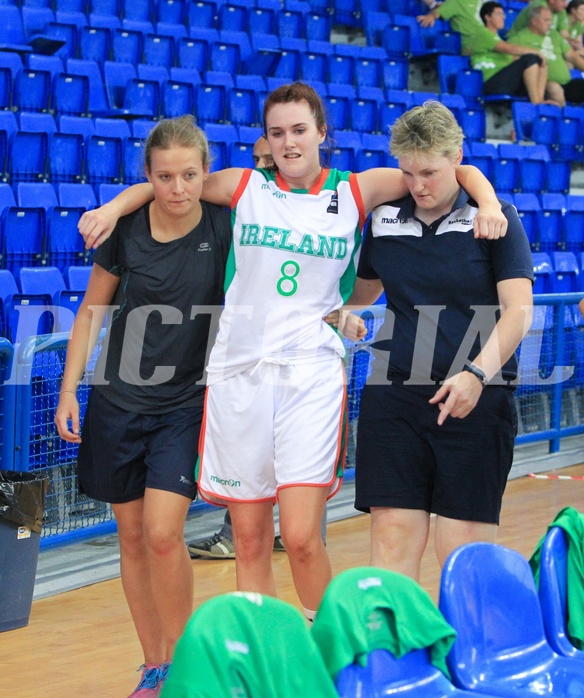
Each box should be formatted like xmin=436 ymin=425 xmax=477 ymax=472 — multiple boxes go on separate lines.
xmin=303 ymin=607 xmax=317 ymax=624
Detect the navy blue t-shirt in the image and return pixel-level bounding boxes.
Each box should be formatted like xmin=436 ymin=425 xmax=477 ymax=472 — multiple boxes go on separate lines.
xmin=92 ymin=201 xmax=232 ymax=413
xmin=357 ymin=190 xmax=534 ymax=384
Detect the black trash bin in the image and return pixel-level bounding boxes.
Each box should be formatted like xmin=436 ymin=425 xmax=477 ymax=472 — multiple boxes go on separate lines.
xmin=0 ymin=470 xmax=48 ymax=632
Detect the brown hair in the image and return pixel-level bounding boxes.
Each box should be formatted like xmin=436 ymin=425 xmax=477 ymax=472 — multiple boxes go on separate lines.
xmin=144 ymin=115 xmax=211 ymax=173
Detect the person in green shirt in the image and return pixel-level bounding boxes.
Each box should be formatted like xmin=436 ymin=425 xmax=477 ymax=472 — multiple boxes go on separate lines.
xmin=509 ymin=0 xmax=570 ymax=39
xmin=470 ymin=2 xmax=556 ymax=104
xmin=566 ymin=0 xmax=584 ymax=52
xmin=511 ymin=4 xmax=584 ymax=104
xmin=417 ymin=0 xmax=485 ymax=53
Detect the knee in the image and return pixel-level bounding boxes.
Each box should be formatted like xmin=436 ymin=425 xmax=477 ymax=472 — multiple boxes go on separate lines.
xmin=234 ymin=533 xmax=272 ymax=563
xmin=144 ymin=524 xmax=184 ymax=558
xmin=281 ymin=529 xmax=320 ymax=562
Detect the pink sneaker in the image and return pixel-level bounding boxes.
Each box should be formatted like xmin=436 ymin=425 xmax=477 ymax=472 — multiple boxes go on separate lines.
xmin=127 ymin=665 xmax=162 ymax=698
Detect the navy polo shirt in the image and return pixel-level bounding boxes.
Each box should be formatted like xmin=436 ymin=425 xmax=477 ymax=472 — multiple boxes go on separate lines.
xmin=357 ymin=189 xmax=534 ymax=384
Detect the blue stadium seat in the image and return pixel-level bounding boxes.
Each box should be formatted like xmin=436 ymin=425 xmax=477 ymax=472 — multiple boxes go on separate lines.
xmin=89 ymin=11 xmax=121 ymax=32
xmin=169 ymin=66 xmax=202 ymax=91
xmin=328 ymin=50 xmax=354 ymax=86
xmin=1 ymin=205 xmax=46 ymax=275
xmin=178 ymin=36 xmax=210 ymax=72
xmin=195 ymin=83 xmax=226 ymax=124
xmin=217 ymin=29 xmax=251 ymax=66
xmin=563 ymin=195 xmax=584 ymax=252
xmin=512 ymin=101 xmax=536 ymax=142
xmin=277 ymin=3 xmax=307 ymax=39
xmin=332 ymin=0 xmax=359 ymax=28
xmin=187 ymin=0 xmax=217 ymax=31
xmin=94 ymin=116 xmax=131 ymax=139
xmin=533 ymin=104 xmax=561 ymax=150
xmin=122 ymin=137 xmax=146 ymax=184
xmin=381 ymin=22 xmax=411 ymax=56
xmin=0 ymin=183 xmax=16 ymax=216
xmin=155 ymin=0 xmax=186 ymax=25
xmin=0 ymin=5 xmax=30 ymax=48
xmin=156 ymin=20 xmax=188 ymax=46
xmin=161 ymin=78 xmax=195 ymax=118
xmin=538 ymin=526 xmax=584 ymax=661
xmin=557 ymin=106 xmax=583 ymax=162
xmin=383 ymin=57 xmax=408 ymax=91
xmin=493 ymin=143 xmax=522 ymax=194
xmin=20 ymin=265 xmax=66 ymax=302
xmin=98 ymin=182 xmax=128 ymax=205
xmin=54 ymin=288 xmax=85 ymax=332
xmin=227 ymin=86 xmax=257 ymax=126
xmin=330 ymin=130 xmax=361 ymax=171
xmin=143 ymin=32 xmax=176 ymax=69
xmin=121 ymin=0 xmax=153 ymax=22
xmin=58 ymin=113 xmax=95 ymax=140
xmin=44 ymin=20 xmax=79 ymax=60
xmin=131 ymin=119 xmax=156 ymax=139
xmin=79 ymin=25 xmax=112 ymax=63
xmin=19 ymin=111 xmax=57 ymax=134
xmin=10 ymin=130 xmax=49 ymax=184
xmin=356 ymin=133 xmax=390 ymax=170
xmin=325 ymin=83 xmax=354 ymax=133
xmin=49 ymin=133 xmax=84 ymax=184
xmin=205 ymin=123 xmax=237 ymax=171
xmin=0 ymin=269 xmax=19 ymax=304
xmin=228 ymin=137 xmax=259 ymax=169
xmin=380 ymin=90 xmax=413 ymax=132
xmin=351 ymin=86 xmax=382 ymax=133
xmin=300 ymin=46 xmax=328 ymax=83
xmin=67 ymin=264 xmax=92 ymax=291
xmin=539 ymin=193 xmax=565 ymax=253
xmin=66 ymin=58 xmax=110 ymax=114
xmin=89 ymin=0 xmax=121 ymax=18
xmin=112 ymin=27 xmax=143 ymax=64
xmin=53 ymin=72 xmax=90 ymax=117
xmin=58 ymin=182 xmax=97 ymax=209
xmin=21 ymin=6 xmax=55 ymax=40
xmin=531 ymin=251 xmax=554 ymax=294
xmin=305 ymin=11 xmax=331 ymax=42
xmin=551 ymin=251 xmax=580 ymax=293
xmin=354 ymin=46 xmax=386 ymax=88
xmin=103 ymin=59 xmax=136 ymax=109
xmin=13 ymin=68 xmax=51 ymax=113
xmin=218 ymin=3 xmax=248 ymax=32
xmin=437 ymin=54 xmax=470 ymax=94
xmin=439 ymin=542 xmax=584 ymax=696
xmin=17 ymin=182 xmax=58 ymax=212
xmin=137 ymin=63 xmax=169 ymax=87
xmin=514 ymin=193 xmax=541 ymax=249
xmin=362 ymin=10 xmax=391 ymax=47
xmin=249 ymin=5 xmax=276 ymax=36
xmin=210 ymin=39 xmax=241 ymax=74
xmin=46 ymin=205 xmax=87 ymax=271
xmin=3 ymin=291 xmax=53 ymax=343
xmin=121 ymin=77 xmax=160 ymax=117
xmin=85 ymin=134 xmax=122 ymax=184
xmin=27 ymin=53 xmax=64 ymax=81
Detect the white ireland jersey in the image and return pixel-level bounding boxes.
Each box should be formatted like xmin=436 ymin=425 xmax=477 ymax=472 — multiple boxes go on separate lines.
xmin=206 ymin=167 xmax=366 ymax=383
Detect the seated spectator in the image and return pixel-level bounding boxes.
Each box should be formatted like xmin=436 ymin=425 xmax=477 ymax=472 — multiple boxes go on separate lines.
xmin=510 ymin=4 xmax=584 ymax=105
xmin=417 ymin=0 xmax=485 ymax=53
xmin=509 ymin=0 xmax=570 ymax=41
xmin=566 ymin=0 xmax=584 ymax=52
xmin=470 ymin=2 xmax=559 ymax=105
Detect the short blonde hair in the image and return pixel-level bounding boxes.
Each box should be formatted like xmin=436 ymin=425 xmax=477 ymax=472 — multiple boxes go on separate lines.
xmin=390 ymin=101 xmax=463 ymax=161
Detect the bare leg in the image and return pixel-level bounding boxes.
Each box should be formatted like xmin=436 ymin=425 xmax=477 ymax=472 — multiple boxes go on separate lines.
xmin=546 ymin=80 xmax=566 ymax=107
xmin=143 ymin=488 xmax=193 ymax=660
xmin=434 ymin=515 xmax=498 ymax=568
xmin=278 ymin=486 xmax=331 ymax=611
xmin=369 ymin=507 xmax=430 ymax=582
xmin=113 ymin=499 xmax=166 ymax=666
xmin=229 ymin=500 xmax=277 ymax=596
xmin=523 ymin=62 xmax=546 ymax=104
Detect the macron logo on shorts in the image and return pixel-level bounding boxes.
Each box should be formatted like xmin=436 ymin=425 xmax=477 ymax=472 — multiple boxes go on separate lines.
xmin=210 ymin=475 xmax=241 ymax=487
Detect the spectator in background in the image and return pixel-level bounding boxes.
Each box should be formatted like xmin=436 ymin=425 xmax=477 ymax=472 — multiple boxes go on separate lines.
xmin=511 ymin=4 xmax=584 ymax=104
xmin=469 ymin=2 xmax=559 ymax=104
xmin=509 ymin=0 xmax=570 ymax=39
xmin=417 ymin=0 xmax=485 ymax=53
xmin=566 ymin=0 xmax=584 ymax=52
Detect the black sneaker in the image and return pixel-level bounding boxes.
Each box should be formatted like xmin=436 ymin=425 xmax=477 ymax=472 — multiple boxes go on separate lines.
xmin=187 ymin=532 xmax=236 ymax=559
xmin=273 ymin=535 xmax=286 ymax=552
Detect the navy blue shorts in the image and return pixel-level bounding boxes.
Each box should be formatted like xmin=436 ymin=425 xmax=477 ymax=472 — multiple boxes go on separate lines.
xmin=354 ymin=383 xmax=518 ymax=524
xmin=77 ymin=388 xmax=202 ymax=504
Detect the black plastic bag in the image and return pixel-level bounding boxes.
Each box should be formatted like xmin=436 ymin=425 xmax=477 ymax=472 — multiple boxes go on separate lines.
xmin=0 ymin=470 xmax=48 ymax=534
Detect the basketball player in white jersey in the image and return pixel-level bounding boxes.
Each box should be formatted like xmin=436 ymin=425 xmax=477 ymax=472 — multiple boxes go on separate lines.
xmin=79 ymin=82 xmax=507 ymax=621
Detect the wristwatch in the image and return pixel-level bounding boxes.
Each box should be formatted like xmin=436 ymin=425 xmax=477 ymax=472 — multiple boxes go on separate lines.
xmin=463 ymin=361 xmax=488 ymax=386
